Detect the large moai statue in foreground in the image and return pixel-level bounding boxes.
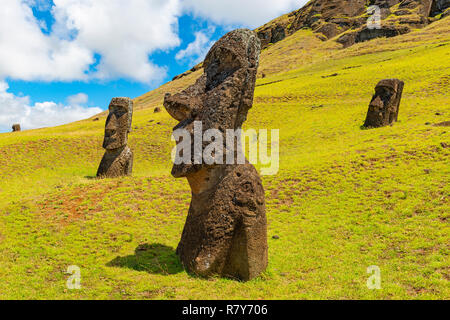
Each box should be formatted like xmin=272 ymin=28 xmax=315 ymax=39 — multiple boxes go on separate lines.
xmin=364 ymin=79 xmax=404 ymax=128
xmin=12 ymin=124 xmax=21 ymax=132
xmin=97 ymin=97 xmax=134 ymax=178
xmin=164 ymin=29 xmax=268 ymax=281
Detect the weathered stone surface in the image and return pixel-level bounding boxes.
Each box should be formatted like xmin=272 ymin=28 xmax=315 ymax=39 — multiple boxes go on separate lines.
xmin=316 ymin=23 xmax=341 ymax=39
xmin=364 ymin=79 xmax=405 ymax=128
xmin=164 ymin=29 xmax=268 ymax=281
xmin=97 ymin=97 xmax=134 ymax=178
xmin=337 ymin=25 xmax=411 ymax=47
xmin=12 ymin=124 xmax=21 ymax=132
xmin=430 ymin=0 xmax=450 ymax=16
xmin=355 ymin=25 xmax=410 ymax=42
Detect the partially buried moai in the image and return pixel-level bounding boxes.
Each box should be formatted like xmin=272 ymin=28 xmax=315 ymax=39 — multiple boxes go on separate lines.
xmin=97 ymin=97 xmax=133 ymax=178
xmin=364 ymin=79 xmax=404 ymax=128
xmin=12 ymin=124 xmax=21 ymax=132
xmin=163 ymin=29 xmax=268 ymax=281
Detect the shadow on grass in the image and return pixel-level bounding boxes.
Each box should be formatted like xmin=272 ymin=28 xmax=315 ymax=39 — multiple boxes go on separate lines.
xmin=107 ymin=243 xmax=184 ymax=275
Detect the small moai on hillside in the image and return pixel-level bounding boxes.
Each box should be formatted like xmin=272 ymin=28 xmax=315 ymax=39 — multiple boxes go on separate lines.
xmin=97 ymin=97 xmax=134 ymax=178
xmin=12 ymin=124 xmax=21 ymax=132
xmin=364 ymin=79 xmax=404 ymax=128
xmin=163 ymin=29 xmax=268 ymax=281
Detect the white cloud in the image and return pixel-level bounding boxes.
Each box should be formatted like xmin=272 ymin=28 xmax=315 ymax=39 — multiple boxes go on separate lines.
xmin=67 ymin=92 xmax=88 ymax=105
xmin=182 ymin=0 xmax=306 ymax=28
xmin=52 ymin=0 xmax=181 ymax=83
xmin=0 ymin=0 xmax=93 ymax=82
xmin=0 ymin=0 xmax=308 ymax=84
xmin=175 ymin=27 xmax=215 ymax=65
xmin=0 ymin=0 xmax=181 ymax=83
xmin=0 ymin=81 xmax=102 ymax=131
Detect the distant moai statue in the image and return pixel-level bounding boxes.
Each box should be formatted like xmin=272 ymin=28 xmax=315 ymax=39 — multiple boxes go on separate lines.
xmin=12 ymin=124 xmax=21 ymax=132
xmin=97 ymin=97 xmax=134 ymax=178
xmin=364 ymin=79 xmax=404 ymax=128
xmin=164 ymin=29 xmax=268 ymax=281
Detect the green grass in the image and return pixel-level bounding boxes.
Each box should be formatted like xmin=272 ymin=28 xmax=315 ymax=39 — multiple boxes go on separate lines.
xmin=0 ymin=17 xmax=449 ymax=300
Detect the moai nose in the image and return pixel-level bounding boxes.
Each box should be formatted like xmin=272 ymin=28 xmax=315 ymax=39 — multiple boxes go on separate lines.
xmin=106 ymin=114 xmax=117 ymax=129
xmin=370 ymin=96 xmax=383 ymax=110
xmin=105 ymin=114 xmax=118 ymax=137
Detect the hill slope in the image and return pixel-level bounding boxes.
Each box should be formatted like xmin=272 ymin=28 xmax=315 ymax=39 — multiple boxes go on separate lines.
xmin=0 ymin=15 xmax=449 ymax=299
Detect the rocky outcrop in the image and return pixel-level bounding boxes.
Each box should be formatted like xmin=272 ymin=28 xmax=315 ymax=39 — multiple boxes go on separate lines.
xmin=430 ymin=0 xmax=450 ymax=16
xmin=337 ymin=25 xmax=411 ymax=48
xmin=172 ymin=0 xmax=449 ymax=81
xmin=164 ymin=29 xmax=268 ymax=281
xmin=97 ymin=97 xmax=134 ymax=178
xmin=256 ymin=0 xmax=447 ymax=49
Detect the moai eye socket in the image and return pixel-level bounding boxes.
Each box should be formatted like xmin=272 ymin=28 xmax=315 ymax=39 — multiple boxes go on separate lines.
xmin=110 ymin=105 xmax=128 ymax=118
xmin=364 ymin=79 xmax=404 ymax=128
xmin=376 ymin=87 xmax=394 ymax=105
xmin=205 ymin=48 xmax=242 ymax=91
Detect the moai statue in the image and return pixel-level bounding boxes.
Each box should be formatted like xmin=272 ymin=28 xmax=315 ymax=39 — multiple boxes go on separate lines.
xmin=12 ymin=124 xmax=21 ymax=132
xmin=164 ymin=29 xmax=268 ymax=281
xmin=97 ymin=97 xmax=133 ymax=178
xmin=364 ymin=79 xmax=404 ymax=128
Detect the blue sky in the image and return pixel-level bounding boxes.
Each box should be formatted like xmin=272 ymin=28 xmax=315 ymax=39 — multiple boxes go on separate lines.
xmin=0 ymin=0 xmax=306 ymax=132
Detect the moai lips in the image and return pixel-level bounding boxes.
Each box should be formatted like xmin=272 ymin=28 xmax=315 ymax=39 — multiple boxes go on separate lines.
xmin=97 ymin=97 xmax=134 ymax=178
xmin=364 ymin=79 xmax=404 ymax=128
xmin=164 ymin=29 xmax=268 ymax=281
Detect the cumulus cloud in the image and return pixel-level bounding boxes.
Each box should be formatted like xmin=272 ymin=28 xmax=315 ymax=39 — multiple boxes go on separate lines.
xmin=0 ymin=0 xmax=93 ymax=82
xmin=175 ymin=27 xmax=215 ymax=65
xmin=67 ymin=92 xmax=88 ymax=105
xmin=0 ymin=0 xmax=181 ymax=83
xmin=182 ymin=0 xmax=306 ymax=28
xmin=52 ymin=0 xmax=181 ymax=83
xmin=24 ymin=0 xmax=53 ymax=11
xmin=0 ymin=0 xmax=308 ymax=84
xmin=0 ymin=81 xmax=101 ymax=131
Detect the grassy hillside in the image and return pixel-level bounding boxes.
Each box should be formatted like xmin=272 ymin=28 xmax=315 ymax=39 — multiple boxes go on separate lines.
xmin=0 ymin=17 xmax=448 ymax=299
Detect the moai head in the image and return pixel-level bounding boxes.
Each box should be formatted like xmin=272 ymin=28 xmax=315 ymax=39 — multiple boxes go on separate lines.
xmin=365 ymin=79 xmax=404 ymax=127
xmin=164 ymin=29 xmax=261 ymax=178
xmin=103 ymin=97 xmax=133 ymax=150
xmin=12 ymin=124 xmax=21 ymax=132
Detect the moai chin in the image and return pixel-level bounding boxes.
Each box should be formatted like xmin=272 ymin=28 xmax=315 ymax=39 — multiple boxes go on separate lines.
xmin=97 ymin=97 xmax=134 ymax=178
xmin=164 ymin=29 xmax=268 ymax=281
xmin=364 ymin=79 xmax=404 ymax=128
xmin=12 ymin=124 xmax=21 ymax=132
